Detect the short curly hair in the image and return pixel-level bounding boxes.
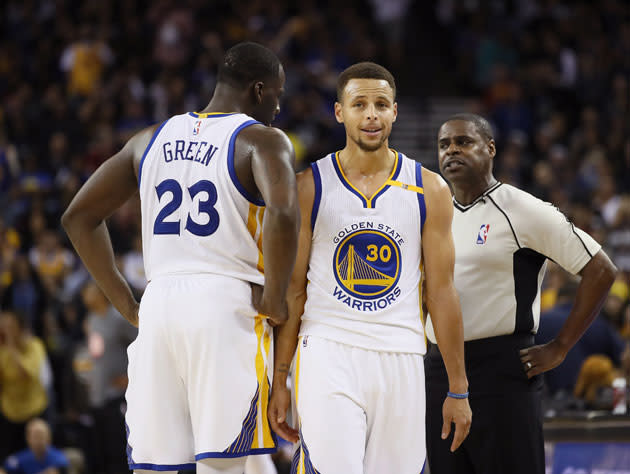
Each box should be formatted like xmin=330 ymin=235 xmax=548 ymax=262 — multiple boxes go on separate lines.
xmin=218 ymin=42 xmax=281 ymax=88
xmin=336 ymin=62 xmax=396 ymax=102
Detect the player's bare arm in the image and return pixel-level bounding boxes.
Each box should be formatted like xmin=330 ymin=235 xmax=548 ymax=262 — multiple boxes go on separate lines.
xmin=520 ymin=250 xmax=617 ymax=377
xmin=422 ymin=167 xmax=471 ymax=452
xmin=236 ymin=125 xmax=300 ymax=325
xmin=62 ymin=124 xmax=159 ymax=327
xmin=268 ymin=167 xmax=314 ymax=443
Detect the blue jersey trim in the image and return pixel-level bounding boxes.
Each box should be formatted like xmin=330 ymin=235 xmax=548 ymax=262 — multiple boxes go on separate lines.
xmin=224 ymin=384 xmax=260 ymax=455
xmin=125 ymin=422 xmax=135 ymax=465
xmin=290 ymin=428 xmax=321 ymax=474
xmin=227 ymin=120 xmax=265 ymax=206
xmin=196 ymin=448 xmax=277 ymax=460
xmin=370 ymin=151 xmax=402 ymax=207
xmin=331 ymin=153 xmax=368 ymax=207
xmin=310 ymin=162 xmax=322 ymax=232
xmin=138 ymin=119 xmax=169 ymax=188
xmin=415 ymin=162 xmax=426 ymax=233
xmin=129 ymin=462 xmax=196 ymax=471
xmin=421 ymin=458 xmax=427 ymax=473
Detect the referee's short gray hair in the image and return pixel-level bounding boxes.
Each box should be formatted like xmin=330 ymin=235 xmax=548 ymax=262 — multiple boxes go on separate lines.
xmin=444 ymin=113 xmax=494 ymax=141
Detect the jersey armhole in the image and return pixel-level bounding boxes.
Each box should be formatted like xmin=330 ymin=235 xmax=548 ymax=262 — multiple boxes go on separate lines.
xmin=227 ymin=120 xmax=265 ymax=206
xmin=311 ymin=162 xmax=322 ymax=232
xmin=415 ymin=162 xmax=426 ymax=233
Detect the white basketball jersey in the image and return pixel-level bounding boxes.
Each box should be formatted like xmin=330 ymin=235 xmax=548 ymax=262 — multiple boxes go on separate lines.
xmin=299 ymin=151 xmax=427 ymax=354
xmin=138 ymin=112 xmax=266 ymax=284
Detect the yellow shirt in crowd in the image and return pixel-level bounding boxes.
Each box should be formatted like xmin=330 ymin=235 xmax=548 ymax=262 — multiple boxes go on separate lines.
xmin=0 ymin=336 xmax=48 ymax=422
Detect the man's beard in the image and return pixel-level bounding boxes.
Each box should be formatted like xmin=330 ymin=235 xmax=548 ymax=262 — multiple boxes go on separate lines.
xmin=355 ymin=135 xmax=388 ymax=152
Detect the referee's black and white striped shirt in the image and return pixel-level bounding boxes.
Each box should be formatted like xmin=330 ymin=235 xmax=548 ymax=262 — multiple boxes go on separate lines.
xmin=426 ymin=182 xmax=601 ymax=343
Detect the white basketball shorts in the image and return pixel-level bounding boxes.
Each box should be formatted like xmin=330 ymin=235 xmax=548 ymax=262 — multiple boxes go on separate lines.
xmin=292 ymin=336 xmax=426 ymax=474
xmin=125 ymin=274 xmax=276 ymax=471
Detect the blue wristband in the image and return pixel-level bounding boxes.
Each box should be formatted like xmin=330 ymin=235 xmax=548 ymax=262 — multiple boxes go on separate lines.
xmin=447 ymin=391 xmax=469 ymax=399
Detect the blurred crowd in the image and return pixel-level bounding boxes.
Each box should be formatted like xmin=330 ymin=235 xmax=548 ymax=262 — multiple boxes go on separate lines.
xmin=0 ymin=0 xmax=628 ymax=472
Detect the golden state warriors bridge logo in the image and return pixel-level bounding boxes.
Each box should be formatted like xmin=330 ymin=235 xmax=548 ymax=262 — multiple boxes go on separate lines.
xmin=333 ymin=227 xmax=402 ymax=311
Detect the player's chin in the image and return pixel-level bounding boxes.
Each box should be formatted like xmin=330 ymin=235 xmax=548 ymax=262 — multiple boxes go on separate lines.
xmin=358 ymin=138 xmax=387 ymax=152
xmin=442 ymin=166 xmax=467 ymax=181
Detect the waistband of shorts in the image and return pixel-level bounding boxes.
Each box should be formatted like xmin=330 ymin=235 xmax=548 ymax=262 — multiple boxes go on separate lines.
xmin=300 ymin=323 xmax=427 ymax=355
xmin=465 ymin=333 xmax=534 ymax=352
xmin=148 ymin=272 xmax=250 ymax=283
xmin=430 ymin=333 xmax=534 ymax=358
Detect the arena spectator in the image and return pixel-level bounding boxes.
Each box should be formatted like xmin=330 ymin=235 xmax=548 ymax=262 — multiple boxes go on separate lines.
xmin=2 ymin=418 xmax=69 ymax=474
xmin=0 ymin=310 xmax=50 ymax=463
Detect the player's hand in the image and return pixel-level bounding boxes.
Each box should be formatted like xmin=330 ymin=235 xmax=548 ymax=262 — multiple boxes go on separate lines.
xmin=442 ymin=397 xmax=472 ymax=452
xmin=519 ymin=340 xmax=567 ymax=378
xmin=268 ymin=383 xmax=299 ymax=443
xmin=251 ymin=284 xmax=289 ymax=326
xmin=123 ymin=301 xmax=140 ymax=328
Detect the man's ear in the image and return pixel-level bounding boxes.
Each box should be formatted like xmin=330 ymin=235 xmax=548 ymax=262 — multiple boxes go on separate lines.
xmin=253 ymin=81 xmax=264 ymax=104
xmin=334 ymin=102 xmax=344 ymax=124
xmin=488 ymin=139 xmax=496 ymax=158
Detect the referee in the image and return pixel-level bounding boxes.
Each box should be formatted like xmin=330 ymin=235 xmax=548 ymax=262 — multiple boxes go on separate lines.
xmin=424 ymin=114 xmax=617 ymax=474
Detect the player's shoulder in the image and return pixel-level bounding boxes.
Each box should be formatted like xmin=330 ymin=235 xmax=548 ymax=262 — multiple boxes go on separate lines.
xmin=420 ymin=166 xmax=450 ymax=198
xmin=126 ymin=119 xmax=174 ymax=163
xmin=297 ymin=153 xmax=334 ymax=186
xmin=238 ymin=124 xmax=292 ymax=149
xmin=297 ymin=166 xmax=315 ymax=203
xmin=297 ymin=165 xmax=314 ymax=183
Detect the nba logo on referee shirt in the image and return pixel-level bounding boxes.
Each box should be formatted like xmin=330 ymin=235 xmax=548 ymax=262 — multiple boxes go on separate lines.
xmin=193 ymin=120 xmax=202 ymax=135
xmin=477 ymin=224 xmax=490 ymax=244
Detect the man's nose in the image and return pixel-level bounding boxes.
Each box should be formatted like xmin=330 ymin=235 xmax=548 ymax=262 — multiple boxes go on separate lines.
xmin=447 ymin=142 xmax=460 ymax=154
xmin=364 ymin=103 xmax=377 ymax=119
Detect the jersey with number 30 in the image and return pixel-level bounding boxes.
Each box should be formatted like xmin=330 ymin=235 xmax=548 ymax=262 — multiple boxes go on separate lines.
xmin=300 ymin=151 xmax=427 ymax=354
xmin=138 ymin=112 xmax=266 ymax=284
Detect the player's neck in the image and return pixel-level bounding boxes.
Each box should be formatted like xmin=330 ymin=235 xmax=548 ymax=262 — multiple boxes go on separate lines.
xmin=452 ymin=174 xmax=498 ymax=206
xmin=339 ymin=142 xmax=394 ymax=176
xmin=200 ymin=86 xmax=244 ymax=115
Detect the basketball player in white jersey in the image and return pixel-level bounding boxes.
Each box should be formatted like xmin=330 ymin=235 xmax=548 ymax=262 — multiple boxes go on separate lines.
xmin=424 ymin=114 xmax=617 ymax=474
xmin=268 ymin=63 xmax=472 ymax=474
xmin=62 ymin=42 xmax=300 ymax=474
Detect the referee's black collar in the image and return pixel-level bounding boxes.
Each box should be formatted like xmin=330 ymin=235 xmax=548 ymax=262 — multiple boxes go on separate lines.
xmin=452 ymin=181 xmax=502 ymax=212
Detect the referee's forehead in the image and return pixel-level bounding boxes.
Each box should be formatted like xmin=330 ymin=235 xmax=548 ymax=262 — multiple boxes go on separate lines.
xmin=438 ymin=120 xmax=479 ymax=139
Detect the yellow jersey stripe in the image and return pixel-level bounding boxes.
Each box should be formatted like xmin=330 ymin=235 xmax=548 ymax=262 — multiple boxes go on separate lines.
xmin=192 ymin=111 xmax=237 ymax=117
xmin=294 ymin=341 xmax=302 ymax=406
xmin=252 ymin=316 xmax=264 ymax=449
xmin=246 ymin=204 xmax=265 ymax=274
xmin=386 ymin=179 xmax=424 ymax=194
xmin=247 ymin=204 xmax=258 ymax=240
xmin=295 ymin=341 xmax=305 ymax=473
xmin=256 ymin=206 xmax=265 ymax=272
xmin=260 ymin=324 xmax=274 ymax=447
